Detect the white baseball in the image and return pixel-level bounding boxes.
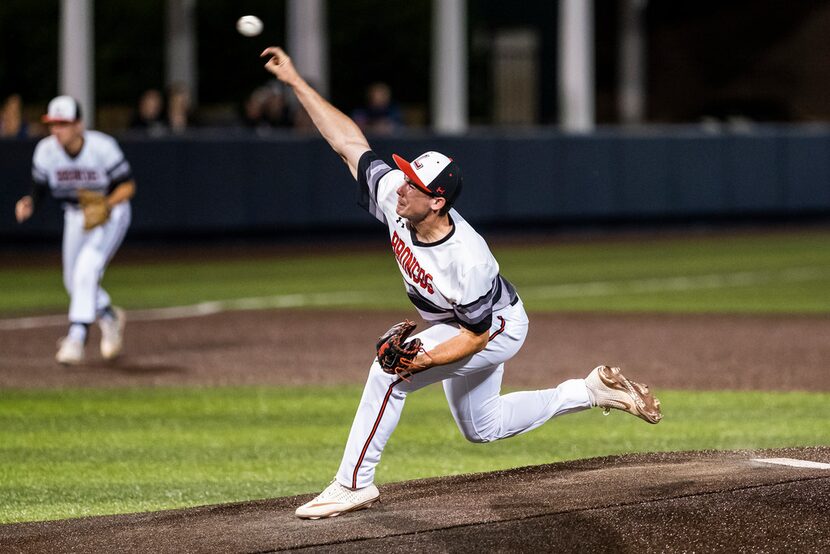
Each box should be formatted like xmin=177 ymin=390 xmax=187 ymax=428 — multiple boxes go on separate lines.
xmin=236 ymin=15 xmax=263 ymax=37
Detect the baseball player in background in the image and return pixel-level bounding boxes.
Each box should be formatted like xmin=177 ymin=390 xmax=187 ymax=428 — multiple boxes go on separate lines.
xmin=15 ymin=96 xmax=134 ymax=365
xmin=261 ymin=47 xmax=662 ymax=520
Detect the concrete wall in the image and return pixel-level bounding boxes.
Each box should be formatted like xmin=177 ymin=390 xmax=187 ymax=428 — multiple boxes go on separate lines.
xmin=2 ymin=126 xmax=829 ymax=240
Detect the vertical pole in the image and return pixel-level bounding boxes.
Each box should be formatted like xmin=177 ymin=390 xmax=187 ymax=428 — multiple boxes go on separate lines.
xmin=60 ymin=0 xmax=94 ymax=126
xmin=287 ymin=0 xmax=328 ymax=97
xmin=558 ymin=0 xmax=594 ymax=131
xmin=432 ymin=0 xmax=467 ymax=134
xmin=618 ymin=0 xmax=647 ymax=124
xmin=166 ymin=0 xmax=198 ymax=103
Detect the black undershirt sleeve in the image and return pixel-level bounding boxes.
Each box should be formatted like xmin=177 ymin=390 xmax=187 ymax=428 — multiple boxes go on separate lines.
xmin=30 ymin=180 xmax=48 ymax=210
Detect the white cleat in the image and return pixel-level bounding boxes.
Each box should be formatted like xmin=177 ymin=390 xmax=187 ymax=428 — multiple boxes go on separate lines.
xmin=55 ymin=336 xmax=84 ymax=366
xmin=295 ymin=481 xmax=380 ymax=520
xmin=585 ymin=365 xmax=662 ymax=424
xmin=99 ymin=307 xmax=126 ymax=360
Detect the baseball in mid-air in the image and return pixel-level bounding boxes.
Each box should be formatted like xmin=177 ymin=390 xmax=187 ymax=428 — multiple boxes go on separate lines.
xmin=236 ymin=15 xmax=263 ymax=37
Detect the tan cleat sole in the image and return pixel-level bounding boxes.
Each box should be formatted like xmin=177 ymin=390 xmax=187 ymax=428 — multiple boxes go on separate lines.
xmin=294 ymin=482 xmax=380 ymax=520
xmin=591 ymin=365 xmax=663 ymax=424
xmin=298 ymin=498 xmax=379 ymax=520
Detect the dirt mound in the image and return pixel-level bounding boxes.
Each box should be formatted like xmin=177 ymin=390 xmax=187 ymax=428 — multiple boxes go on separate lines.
xmin=2 ymin=447 xmax=828 ymax=553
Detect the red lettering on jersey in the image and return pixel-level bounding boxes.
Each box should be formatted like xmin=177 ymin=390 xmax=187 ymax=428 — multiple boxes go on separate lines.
xmin=56 ymin=169 xmax=99 ymax=182
xmin=390 ymin=231 xmax=436 ymax=293
xmin=404 ymin=251 xmax=416 ymax=276
xmin=425 ymin=274 xmax=434 ymax=294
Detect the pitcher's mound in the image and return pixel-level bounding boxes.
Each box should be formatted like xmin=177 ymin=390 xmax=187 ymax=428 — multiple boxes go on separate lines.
xmin=3 ymin=447 xmax=829 ymax=553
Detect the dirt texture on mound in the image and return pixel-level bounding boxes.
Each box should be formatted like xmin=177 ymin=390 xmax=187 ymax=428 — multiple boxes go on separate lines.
xmin=2 ymin=448 xmax=828 ymax=553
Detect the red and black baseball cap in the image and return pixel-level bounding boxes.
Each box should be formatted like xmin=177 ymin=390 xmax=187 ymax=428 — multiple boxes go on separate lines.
xmin=41 ymin=95 xmax=82 ymax=123
xmin=392 ymin=151 xmax=463 ymax=205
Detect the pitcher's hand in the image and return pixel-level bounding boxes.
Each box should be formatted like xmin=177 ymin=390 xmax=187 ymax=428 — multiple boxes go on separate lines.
xmin=261 ymin=47 xmax=300 ymax=86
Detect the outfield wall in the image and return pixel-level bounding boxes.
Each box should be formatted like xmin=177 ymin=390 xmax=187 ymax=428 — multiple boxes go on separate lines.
xmin=2 ymin=126 xmax=829 ymax=239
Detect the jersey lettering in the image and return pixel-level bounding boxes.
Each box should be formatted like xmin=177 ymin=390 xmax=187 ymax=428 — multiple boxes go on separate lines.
xmin=56 ymin=169 xmax=99 ymax=182
xmin=391 ymin=231 xmax=434 ymax=294
xmin=33 ymin=130 xmax=133 ymax=200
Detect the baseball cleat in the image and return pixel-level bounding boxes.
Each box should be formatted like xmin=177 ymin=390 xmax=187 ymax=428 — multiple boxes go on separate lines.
xmin=55 ymin=336 xmax=84 ymax=365
xmin=295 ymin=481 xmax=380 ymax=520
xmin=585 ymin=365 xmax=662 ymax=424
xmin=99 ymin=307 xmax=126 ymax=360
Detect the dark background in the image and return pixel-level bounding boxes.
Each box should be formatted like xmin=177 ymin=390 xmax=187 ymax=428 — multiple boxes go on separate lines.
xmin=2 ymin=0 xmax=830 ymax=128
xmin=2 ymin=1 xmax=829 ymax=243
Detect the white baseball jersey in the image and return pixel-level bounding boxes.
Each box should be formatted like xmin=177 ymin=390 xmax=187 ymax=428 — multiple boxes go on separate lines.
xmin=357 ymin=151 xmax=518 ymax=334
xmin=336 ymin=151 xmax=592 ymax=490
xmin=30 ymin=129 xmax=133 ymax=326
xmin=32 ymin=130 xmax=133 ymax=203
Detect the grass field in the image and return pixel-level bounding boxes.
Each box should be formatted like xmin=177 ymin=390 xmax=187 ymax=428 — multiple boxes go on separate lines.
xmin=1 ymin=230 xmax=829 ymax=523
xmin=2 ymin=230 xmax=830 ymax=314
xmin=1 ymin=387 xmax=829 ymax=524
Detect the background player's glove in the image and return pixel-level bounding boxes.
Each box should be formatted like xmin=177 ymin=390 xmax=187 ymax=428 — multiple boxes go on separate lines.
xmin=78 ymin=189 xmax=111 ymax=230
xmin=376 ymin=320 xmax=423 ymax=379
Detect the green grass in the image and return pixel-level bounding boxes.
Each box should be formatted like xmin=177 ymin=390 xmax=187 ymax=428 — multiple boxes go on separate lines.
xmin=1 ymin=386 xmax=828 ymax=524
xmin=1 ymin=231 xmax=829 ymax=314
xmin=1 ymin=230 xmax=828 ymax=523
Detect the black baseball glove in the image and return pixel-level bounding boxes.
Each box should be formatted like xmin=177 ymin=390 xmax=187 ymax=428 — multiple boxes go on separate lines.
xmin=376 ymin=320 xmax=423 ymax=379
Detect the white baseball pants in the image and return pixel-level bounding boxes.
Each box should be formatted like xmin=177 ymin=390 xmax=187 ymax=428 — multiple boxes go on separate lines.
xmin=62 ymin=202 xmax=131 ymax=324
xmin=336 ymin=300 xmax=592 ymax=490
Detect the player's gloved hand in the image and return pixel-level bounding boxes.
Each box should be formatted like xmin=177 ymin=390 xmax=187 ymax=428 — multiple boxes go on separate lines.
xmin=78 ymin=189 xmax=111 ymax=231
xmin=376 ymin=320 xmax=424 ymax=381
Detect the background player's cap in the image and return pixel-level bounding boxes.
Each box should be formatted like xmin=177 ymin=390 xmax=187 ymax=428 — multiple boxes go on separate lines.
xmin=392 ymin=151 xmax=463 ymax=205
xmin=42 ymin=95 xmax=82 ymax=123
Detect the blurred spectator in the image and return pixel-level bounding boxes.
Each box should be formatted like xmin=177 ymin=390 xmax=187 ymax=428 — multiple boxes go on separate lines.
xmin=1 ymin=93 xmax=30 ymax=138
xmin=166 ymin=83 xmax=195 ymax=134
xmin=129 ymin=89 xmax=167 ymax=137
xmin=262 ymin=84 xmax=293 ymax=128
xmin=242 ymin=86 xmax=269 ymax=131
xmin=242 ymin=84 xmax=293 ymax=135
xmin=351 ymin=82 xmax=403 ymax=135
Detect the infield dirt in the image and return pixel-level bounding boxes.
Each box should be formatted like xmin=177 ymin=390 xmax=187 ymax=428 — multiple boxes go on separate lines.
xmin=2 ymin=309 xmax=829 ymax=391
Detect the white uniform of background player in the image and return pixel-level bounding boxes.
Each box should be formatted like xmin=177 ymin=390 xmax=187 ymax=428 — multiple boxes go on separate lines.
xmin=15 ymin=96 xmax=135 ymax=365
xmin=259 ymin=46 xmax=662 ymax=520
